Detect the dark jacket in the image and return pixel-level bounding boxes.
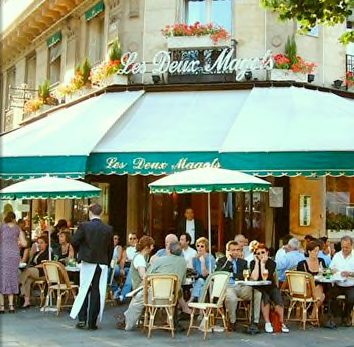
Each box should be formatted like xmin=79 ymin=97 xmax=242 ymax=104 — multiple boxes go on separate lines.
xmin=71 ymin=219 xmax=113 ymax=266
xmin=177 ymin=218 xmax=205 ymax=244
xmin=215 ymin=256 xmax=248 ymax=280
xmin=297 ymin=258 xmax=326 ymax=276
xmin=29 ymin=248 xmax=49 ymax=277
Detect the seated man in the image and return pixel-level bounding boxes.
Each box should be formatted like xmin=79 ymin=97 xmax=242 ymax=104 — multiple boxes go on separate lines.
xmin=180 ymin=232 xmax=197 ymax=269
xmin=150 ymin=233 xmax=178 ymax=263
xmin=216 ymin=241 xmax=261 ymax=331
xmin=276 ymin=237 xmax=305 ymax=283
xmin=324 ymin=236 xmax=354 ymax=329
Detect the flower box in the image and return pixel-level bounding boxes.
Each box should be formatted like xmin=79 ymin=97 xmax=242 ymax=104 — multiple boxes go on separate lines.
xmin=167 ymin=36 xmax=231 ymax=49
xmin=327 ymin=229 xmax=354 ymax=239
xmin=65 ymin=87 xmax=93 ymax=103
xmin=100 ymin=74 xmax=129 ymax=87
xmin=270 ymin=68 xmax=307 ymax=82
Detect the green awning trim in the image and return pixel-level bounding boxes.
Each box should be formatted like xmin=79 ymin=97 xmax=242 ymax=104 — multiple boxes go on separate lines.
xmin=85 ymin=1 xmax=105 ymax=21
xmin=0 ymin=156 xmax=87 ymax=180
xmin=220 ymin=151 xmax=354 ymax=177
xmin=47 ymin=31 xmax=62 ymax=48
xmin=150 ymin=183 xmax=270 ymax=194
xmin=87 ymin=152 xmax=221 ymax=175
xmin=0 ymin=190 xmax=99 ymax=200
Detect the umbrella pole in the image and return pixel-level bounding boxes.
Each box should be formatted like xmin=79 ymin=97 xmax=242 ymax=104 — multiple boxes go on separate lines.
xmin=47 ymin=198 xmax=52 ymax=261
xmin=207 ymin=192 xmax=212 ymax=274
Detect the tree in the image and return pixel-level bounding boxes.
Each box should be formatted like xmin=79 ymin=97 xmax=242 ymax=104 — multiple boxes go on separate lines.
xmin=261 ymin=0 xmax=354 ymax=44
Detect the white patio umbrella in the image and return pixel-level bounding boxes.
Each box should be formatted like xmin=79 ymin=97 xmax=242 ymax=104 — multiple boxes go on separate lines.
xmin=0 ymin=175 xmax=101 ymax=260
xmin=148 ymin=167 xmax=271 ymax=267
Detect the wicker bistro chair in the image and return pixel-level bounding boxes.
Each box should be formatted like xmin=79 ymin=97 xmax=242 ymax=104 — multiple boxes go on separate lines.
xmin=143 ymin=274 xmax=180 ymax=338
xmin=42 ymin=261 xmax=79 ymax=316
xmin=285 ymin=270 xmax=320 ymax=329
xmin=187 ymin=271 xmax=231 ymax=340
xmin=33 ymin=280 xmax=46 ymax=307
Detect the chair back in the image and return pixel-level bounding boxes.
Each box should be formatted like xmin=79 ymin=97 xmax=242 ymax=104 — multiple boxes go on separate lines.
xmin=43 ymin=261 xmax=72 ymax=289
xmin=144 ymin=274 xmax=179 ymax=306
xmin=286 ymin=270 xmax=316 ymax=299
xmin=199 ymin=271 xmax=230 ymax=306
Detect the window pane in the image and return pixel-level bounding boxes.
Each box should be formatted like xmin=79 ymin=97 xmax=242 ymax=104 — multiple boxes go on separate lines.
xmin=212 ymin=0 xmax=232 ymax=32
xmin=186 ymin=0 xmax=206 ymax=25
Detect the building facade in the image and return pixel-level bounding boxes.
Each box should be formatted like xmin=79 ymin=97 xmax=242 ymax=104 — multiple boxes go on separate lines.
xmin=1 ymin=0 xmax=354 ymax=248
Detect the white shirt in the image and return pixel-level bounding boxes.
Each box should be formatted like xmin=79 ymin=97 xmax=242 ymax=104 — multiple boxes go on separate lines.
xmin=329 ymin=251 xmax=354 ymax=287
xmin=186 ymin=220 xmax=195 ymax=244
xmin=182 ymin=246 xmax=197 ymax=268
xmin=126 ymin=246 xmax=137 ymax=261
xmin=133 ymin=253 xmax=146 ymax=269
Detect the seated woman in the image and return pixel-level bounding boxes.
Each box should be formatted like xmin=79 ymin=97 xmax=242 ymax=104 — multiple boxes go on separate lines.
xmin=190 ymin=237 xmax=216 ymax=302
xmin=56 ymin=230 xmax=75 ymax=263
xmin=109 ymin=235 xmax=125 ymax=300
xmin=19 ymin=235 xmax=49 ymax=308
xmin=297 ymin=240 xmax=326 ymax=319
xmin=250 ymin=243 xmax=289 ymax=333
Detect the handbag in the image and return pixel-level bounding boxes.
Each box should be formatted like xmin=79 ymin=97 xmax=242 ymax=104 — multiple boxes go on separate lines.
xmin=269 ymin=308 xmax=282 ymax=333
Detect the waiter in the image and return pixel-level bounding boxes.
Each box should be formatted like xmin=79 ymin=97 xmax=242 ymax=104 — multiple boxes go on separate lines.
xmin=70 ymin=203 xmax=113 ymax=330
xmin=177 ymin=207 xmax=205 ymax=246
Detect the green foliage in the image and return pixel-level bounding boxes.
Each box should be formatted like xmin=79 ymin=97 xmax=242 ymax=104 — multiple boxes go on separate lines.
xmin=326 ymin=213 xmax=354 ymax=230
xmin=284 ymin=36 xmax=297 ymax=65
xmin=109 ymin=39 xmax=122 ymax=62
xmin=81 ymin=58 xmax=92 ymax=85
xmin=261 ymin=0 xmax=354 ymax=44
xmin=38 ymin=80 xmax=51 ymax=100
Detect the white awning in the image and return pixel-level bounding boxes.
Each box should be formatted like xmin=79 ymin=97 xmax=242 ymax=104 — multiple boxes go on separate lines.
xmin=220 ymin=87 xmax=354 ymax=176
xmin=88 ymin=90 xmax=250 ymax=175
xmin=1 ymin=91 xmax=144 ymax=179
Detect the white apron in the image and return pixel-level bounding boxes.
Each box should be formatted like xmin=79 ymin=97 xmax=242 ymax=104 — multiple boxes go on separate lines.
xmin=70 ymin=262 xmax=108 ymax=322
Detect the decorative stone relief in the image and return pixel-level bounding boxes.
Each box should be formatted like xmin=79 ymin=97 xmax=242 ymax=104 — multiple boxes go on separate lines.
xmin=129 ymin=0 xmax=139 ymax=18
xmin=271 ymin=35 xmax=282 ymax=48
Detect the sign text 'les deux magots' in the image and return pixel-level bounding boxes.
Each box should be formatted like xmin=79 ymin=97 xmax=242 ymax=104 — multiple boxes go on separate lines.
xmin=117 ymin=49 xmax=274 ymax=81
xmin=105 ymin=157 xmax=221 ymax=172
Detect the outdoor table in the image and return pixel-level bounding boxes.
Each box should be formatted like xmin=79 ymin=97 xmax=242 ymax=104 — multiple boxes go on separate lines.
xmin=65 ymin=266 xmax=80 ymax=272
xmin=19 ymin=262 xmax=27 ymax=269
xmin=235 ymin=280 xmax=272 ymax=335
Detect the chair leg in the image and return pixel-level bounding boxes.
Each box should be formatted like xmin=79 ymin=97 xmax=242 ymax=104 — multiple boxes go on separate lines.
xmin=287 ymin=300 xmax=296 ymax=321
xmin=187 ymin=308 xmax=195 ymax=336
xmin=219 ymin=308 xmax=228 ymax=336
xmin=302 ymin=302 xmax=306 ymax=330
xmin=203 ymin=309 xmax=211 ymax=340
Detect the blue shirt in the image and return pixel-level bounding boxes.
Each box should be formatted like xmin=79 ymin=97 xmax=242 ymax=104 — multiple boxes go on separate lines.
xmin=318 ymin=250 xmax=331 ymax=267
xmin=192 ymin=254 xmax=216 ymax=277
xmin=155 ymin=248 xmax=167 ymax=257
xmin=276 ymin=250 xmax=305 ymax=281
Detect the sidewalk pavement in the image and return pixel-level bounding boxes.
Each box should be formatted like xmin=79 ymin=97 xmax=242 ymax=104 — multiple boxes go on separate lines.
xmin=1 ymin=304 xmax=354 ymax=347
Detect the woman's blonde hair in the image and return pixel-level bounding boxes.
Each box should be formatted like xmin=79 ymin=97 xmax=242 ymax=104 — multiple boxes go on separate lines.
xmin=196 ymin=237 xmax=209 ymax=252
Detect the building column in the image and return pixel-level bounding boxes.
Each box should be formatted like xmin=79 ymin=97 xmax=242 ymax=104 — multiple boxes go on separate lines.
xmin=54 ymin=200 xmax=73 ymax=225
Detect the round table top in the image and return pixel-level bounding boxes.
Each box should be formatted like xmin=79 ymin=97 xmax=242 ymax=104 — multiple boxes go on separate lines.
xmin=233 ymin=280 xmax=271 ymax=286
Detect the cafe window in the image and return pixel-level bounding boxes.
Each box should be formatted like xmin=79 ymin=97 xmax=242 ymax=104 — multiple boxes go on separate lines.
xmin=48 ymin=42 xmax=62 ymax=84
xmin=25 ymin=53 xmax=36 ymax=89
xmin=5 ymin=66 xmax=16 ymax=109
xmin=185 ymin=0 xmax=232 ymax=33
xmin=86 ymin=15 xmax=104 ymax=66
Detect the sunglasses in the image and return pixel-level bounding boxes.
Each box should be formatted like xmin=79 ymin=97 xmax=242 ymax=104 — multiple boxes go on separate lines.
xmin=196 ymin=244 xmax=205 ymax=248
xmin=256 ymin=251 xmax=266 ymax=255
xmin=129 ymin=237 xmax=137 ymax=240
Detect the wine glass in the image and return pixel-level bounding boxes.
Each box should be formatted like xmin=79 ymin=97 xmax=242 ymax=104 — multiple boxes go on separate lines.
xmin=243 ymin=269 xmax=250 ymax=281
xmin=262 ymin=269 xmax=269 ymax=281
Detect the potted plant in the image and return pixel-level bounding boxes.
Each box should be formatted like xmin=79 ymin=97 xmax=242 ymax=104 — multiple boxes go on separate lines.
xmin=326 ymin=213 xmax=354 ymax=239
xmin=23 ymin=98 xmax=43 ymax=117
xmin=38 ymin=80 xmax=58 ymax=108
xmin=161 ymin=22 xmax=231 ymax=49
xmin=270 ymin=36 xmax=317 ymax=82
xmin=91 ymin=40 xmax=129 ymax=86
xmin=57 ymin=58 xmax=93 ymax=102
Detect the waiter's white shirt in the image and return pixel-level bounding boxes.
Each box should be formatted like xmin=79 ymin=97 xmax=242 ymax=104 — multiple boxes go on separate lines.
xmin=186 ymin=220 xmax=196 ymax=244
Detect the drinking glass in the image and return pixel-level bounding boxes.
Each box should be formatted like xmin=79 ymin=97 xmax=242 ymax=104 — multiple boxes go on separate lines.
xmin=243 ymin=269 xmax=250 ymax=281
xmin=262 ymin=269 xmax=269 ymax=281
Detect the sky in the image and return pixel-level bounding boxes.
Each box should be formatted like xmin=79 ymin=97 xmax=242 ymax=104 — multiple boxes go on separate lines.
xmin=1 ymin=0 xmax=35 ymax=33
